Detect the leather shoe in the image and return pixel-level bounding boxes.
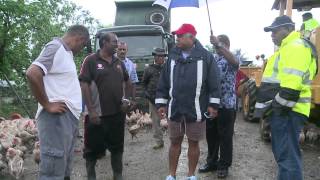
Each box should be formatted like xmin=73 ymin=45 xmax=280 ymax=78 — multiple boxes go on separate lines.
xmin=198 ymin=163 xmax=217 ymax=173
xmin=217 ymin=168 xmax=228 ymax=178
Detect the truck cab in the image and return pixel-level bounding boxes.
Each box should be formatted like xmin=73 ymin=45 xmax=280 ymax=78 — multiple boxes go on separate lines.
xmin=94 ymin=0 xmax=173 ymax=91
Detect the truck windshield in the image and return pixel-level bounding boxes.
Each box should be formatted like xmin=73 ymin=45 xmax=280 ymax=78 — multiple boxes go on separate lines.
xmin=118 ymin=35 xmax=163 ymax=57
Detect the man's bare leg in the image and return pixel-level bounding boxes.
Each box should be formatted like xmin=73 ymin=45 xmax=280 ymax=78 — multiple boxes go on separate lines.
xmin=187 ymin=139 xmax=200 ymax=177
xmin=169 ymin=136 xmax=184 ymax=177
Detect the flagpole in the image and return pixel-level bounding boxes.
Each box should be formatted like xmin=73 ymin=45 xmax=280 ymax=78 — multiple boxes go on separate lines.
xmin=205 ymin=0 xmax=213 ymax=35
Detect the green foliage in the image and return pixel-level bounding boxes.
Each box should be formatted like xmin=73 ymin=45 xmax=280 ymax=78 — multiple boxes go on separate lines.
xmin=0 ymin=0 xmax=100 ymax=117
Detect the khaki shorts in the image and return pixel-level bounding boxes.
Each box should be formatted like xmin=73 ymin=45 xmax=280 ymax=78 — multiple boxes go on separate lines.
xmin=168 ymin=118 xmax=206 ymax=142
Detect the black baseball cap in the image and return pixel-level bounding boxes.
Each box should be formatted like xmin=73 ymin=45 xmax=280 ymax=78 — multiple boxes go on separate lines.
xmin=264 ymin=15 xmax=295 ymax=32
xmin=152 ymin=48 xmax=167 ymax=56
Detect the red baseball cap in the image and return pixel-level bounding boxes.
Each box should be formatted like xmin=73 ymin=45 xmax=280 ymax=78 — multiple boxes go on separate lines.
xmin=172 ymin=23 xmax=197 ymax=36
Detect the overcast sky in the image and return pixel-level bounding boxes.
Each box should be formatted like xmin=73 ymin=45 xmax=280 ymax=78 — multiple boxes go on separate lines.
xmin=72 ymin=0 xmax=320 ymax=59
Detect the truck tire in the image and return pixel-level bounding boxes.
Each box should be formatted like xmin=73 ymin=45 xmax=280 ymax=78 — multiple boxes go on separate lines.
xmin=145 ymin=9 xmax=168 ymax=26
xmin=241 ymin=79 xmax=258 ymax=122
xmin=260 ymin=117 xmax=271 ymax=142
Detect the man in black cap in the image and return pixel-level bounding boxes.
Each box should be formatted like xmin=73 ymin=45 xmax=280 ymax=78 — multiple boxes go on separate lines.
xmin=255 ymin=15 xmax=317 ymax=180
xmin=143 ymin=48 xmax=167 ymax=149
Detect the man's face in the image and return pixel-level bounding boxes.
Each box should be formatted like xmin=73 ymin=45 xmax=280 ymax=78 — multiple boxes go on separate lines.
xmin=154 ymin=55 xmax=166 ymax=65
xmin=117 ymin=44 xmax=128 ymax=59
xmin=72 ymin=36 xmax=89 ymax=54
xmin=102 ymin=34 xmax=118 ymax=55
xmin=271 ymin=27 xmax=289 ymax=46
xmin=176 ymin=33 xmax=194 ymax=50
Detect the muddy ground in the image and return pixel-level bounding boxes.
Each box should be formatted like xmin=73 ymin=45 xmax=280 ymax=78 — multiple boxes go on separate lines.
xmin=1 ymin=113 xmax=320 ymax=180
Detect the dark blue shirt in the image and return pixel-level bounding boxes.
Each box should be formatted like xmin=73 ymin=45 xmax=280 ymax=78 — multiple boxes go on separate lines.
xmin=215 ymin=54 xmax=239 ymax=109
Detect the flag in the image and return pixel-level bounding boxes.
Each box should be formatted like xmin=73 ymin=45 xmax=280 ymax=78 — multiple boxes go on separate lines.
xmin=153 ymin=0 xmax=199 ymax=10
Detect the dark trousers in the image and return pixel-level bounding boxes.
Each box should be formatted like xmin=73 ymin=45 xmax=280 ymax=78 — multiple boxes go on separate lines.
xmin=269 ymin=111 xmax=306 ymax=180
xmin=83 ymin=112 xmax=125 ymax=160
xmin=206 ymin=108 xmax=236 ymax=168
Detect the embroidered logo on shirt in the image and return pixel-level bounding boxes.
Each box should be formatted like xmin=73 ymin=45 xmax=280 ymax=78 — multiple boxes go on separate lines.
xmin=97 ymin=64 xmax=104 ymax=70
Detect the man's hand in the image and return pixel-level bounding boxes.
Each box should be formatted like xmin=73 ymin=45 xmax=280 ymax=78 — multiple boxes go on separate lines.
xmin=158 ymin=107 xmax=167 ymax=119
xmin=207 ymin=106 xmax=218 ymax=119
xmin=88 ymin=110 xmax=101 ymax=125
xmin=44 ymin=102 xmax=67 ymax=114
xmin=210 ymin=35 xmax=219 ymax=46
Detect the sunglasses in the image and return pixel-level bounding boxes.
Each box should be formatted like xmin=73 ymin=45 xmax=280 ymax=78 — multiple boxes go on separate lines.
xmin=176 ymin=33 xmax=193 ymax=38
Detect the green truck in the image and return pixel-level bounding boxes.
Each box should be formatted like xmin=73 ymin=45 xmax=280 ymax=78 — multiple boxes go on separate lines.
xmin=94 ymin=0 xmax=173 ymax=97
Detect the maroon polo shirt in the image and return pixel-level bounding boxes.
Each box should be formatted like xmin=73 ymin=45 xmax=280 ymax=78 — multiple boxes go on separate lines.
xmin=79 ymin=50 xmax=129 ymax=116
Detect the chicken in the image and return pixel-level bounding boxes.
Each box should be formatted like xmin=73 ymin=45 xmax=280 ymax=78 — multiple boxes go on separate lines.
xmin=33 ymin=141 xmax=40 ymax=164
xmin=305 ymin=124 xmax=320 ymax=143
xmin=160 ymin=118 xmax=169 ymax=129
xmin=8 ymin=155 xmax=24 ymax=179
xmin=0 ymin=117 xmax=5 ymax=122
xmin=0 ymin=159 xmax=7 ymax=171
xmin=128 ymin=124 xmax=141 ymax=140
xmin=10 ymin=113 xmax=23 ymax=120
xmin=18 ymin=130 xmax=35 ymax=143
xmin=299 ymin=131 xmax=306 ymax=144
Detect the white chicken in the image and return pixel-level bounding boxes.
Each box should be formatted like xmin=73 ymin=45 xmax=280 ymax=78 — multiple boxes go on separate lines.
xmin=33 ymin=141 xmax=40 ymax=164
xmin=6 ymin=147 xmax=24 ymax=179
xmin=128 ymin=124 xmax=141 ymax=140
xmin=160 ymin=118 xmax=169 ymax=129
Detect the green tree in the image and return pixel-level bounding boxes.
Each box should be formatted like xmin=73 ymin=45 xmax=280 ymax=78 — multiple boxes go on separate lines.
xmin=0 ymin=0 xmax=100 ymax=117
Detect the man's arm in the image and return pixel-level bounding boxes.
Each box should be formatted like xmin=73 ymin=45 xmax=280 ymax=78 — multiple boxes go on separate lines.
xmin=155 ymin=60 xmax=171 ymax=118
xmin=207 ymin=53 xmax=221 ymax=117
xmin=216 ymin=46 xmax=239 ymax=67
xmin=210 ymin=35 xmax=239 ymax=67
xmin=26 ymin=65 xmax=67 ymax=113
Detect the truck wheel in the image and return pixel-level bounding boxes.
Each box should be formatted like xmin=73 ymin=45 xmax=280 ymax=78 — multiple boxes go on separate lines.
xmin=145 ymin=9 xmax=168 ymax=26
xmin=241 ymin=79 xmax=258 ymax=122
xmin=260 ymin=117 xmax=271 ymax=142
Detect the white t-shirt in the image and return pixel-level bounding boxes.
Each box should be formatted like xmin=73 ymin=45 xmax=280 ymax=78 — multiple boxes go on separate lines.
xmin=32 ymin=38 xmax=82 ymax=119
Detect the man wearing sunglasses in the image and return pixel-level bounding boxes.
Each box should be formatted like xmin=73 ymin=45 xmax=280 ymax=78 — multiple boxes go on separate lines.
xmin=155 ymin=23 xmax=221 ymax=180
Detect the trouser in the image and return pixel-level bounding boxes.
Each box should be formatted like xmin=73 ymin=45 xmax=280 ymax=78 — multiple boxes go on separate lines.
xmin=37 ymin=109 xmax=79 ymax=180
xmin=83 ymin=112 xmax=125 ymax=180
xmin=269 ymin=111 xmax=306 ymax=180
xmin=206 ymin=108 xmax=236 ymax=168
xmin=149 ymin=101 xmax=163 ymax=144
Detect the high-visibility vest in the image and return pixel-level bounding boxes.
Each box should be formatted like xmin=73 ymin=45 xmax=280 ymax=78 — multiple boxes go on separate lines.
xmin=258 ymin=31 xmax=317 ymax=117
xmin=303 ymin=18 xmax=320 ymax=32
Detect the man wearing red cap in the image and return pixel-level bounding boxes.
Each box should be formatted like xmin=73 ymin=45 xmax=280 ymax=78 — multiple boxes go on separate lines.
xmin=155 ymin=23 xmax=221 ymax=180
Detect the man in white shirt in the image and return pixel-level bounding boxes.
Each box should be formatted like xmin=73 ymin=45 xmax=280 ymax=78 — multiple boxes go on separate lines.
xmin=26 ymin=25 xmax=89 ymax=180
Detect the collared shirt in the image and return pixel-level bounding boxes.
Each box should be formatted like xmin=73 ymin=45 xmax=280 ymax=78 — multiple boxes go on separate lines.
xmin=79 ymin=51 xmax=129 ymax=116
xmin=123 ymin=57 xmax=139 ymax=83
xmin=215 ymin=54 xmax=239 ymax=109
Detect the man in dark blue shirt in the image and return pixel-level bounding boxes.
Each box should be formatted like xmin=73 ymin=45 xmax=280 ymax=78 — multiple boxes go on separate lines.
xmin=199 ymin=34 xmax=239 ymax=178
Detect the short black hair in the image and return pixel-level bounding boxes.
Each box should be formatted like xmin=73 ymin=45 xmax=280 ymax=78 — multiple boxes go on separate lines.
xmin=99 ymin=33 xmax=115 ymax=48
xmin=66 ymin=25 xmax=89 ymax=39
xmin=217 ymin=34 xmax=230 ymax=47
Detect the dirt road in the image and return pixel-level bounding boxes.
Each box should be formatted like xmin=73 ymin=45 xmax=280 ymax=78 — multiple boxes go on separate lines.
xmin=2 ymin=113 xmax=320 ymax=180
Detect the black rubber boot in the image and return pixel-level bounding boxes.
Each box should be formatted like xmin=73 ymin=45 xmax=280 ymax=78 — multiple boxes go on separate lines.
xmin=111 ymin=152 xmax=123 ymax=180
xmin=85 ymin=158 xmax=97 ymax=180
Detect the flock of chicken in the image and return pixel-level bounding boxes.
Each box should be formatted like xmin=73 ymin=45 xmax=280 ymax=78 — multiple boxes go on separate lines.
xmin=0 ymin=114 xmax=39 ymax=179
xmin=2 ymin=110 xmax=319 ymax=179
xmin=126 ymin=109 xmax=168 ymax=140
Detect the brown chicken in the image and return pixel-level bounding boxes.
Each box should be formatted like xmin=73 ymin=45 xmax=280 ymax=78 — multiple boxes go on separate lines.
xmin=128 ymin=124 xmax=141 ymax=140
